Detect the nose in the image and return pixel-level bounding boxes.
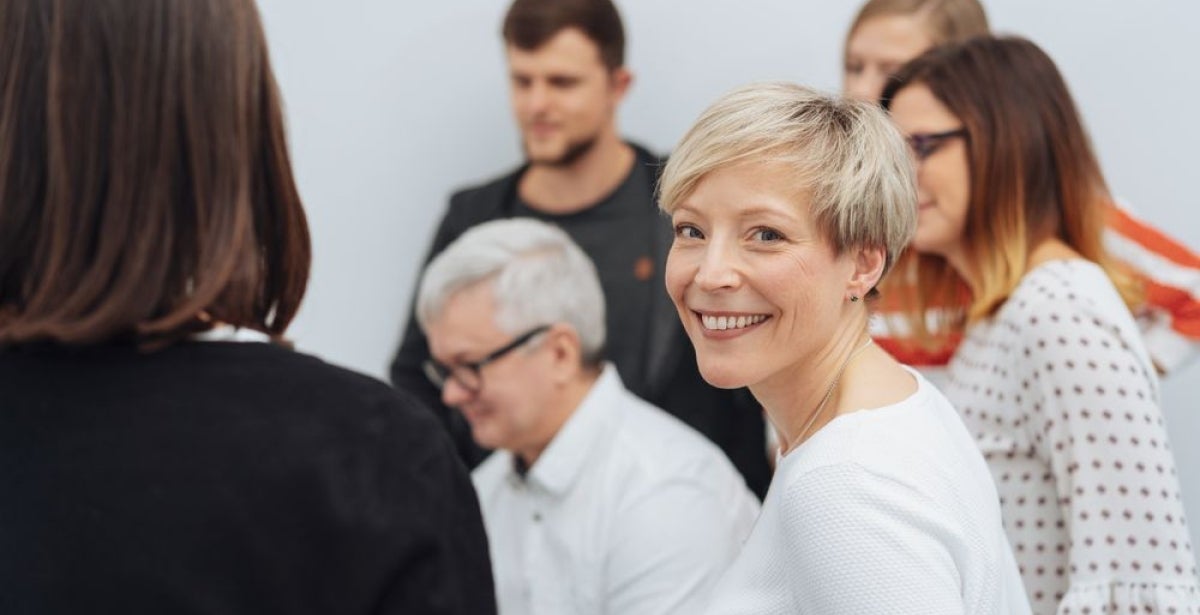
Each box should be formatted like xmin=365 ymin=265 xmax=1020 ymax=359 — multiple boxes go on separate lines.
xmin=845 ymin=70 xmax=885 ymax=104
xmin=694 ymin=241 xmax=741 ymax=292
xmin=913 ymin=157 xmax=932 ymax=190
xmin=524 ymin=81 xmax=551 ymax=115
xmin=440 ymin=377 xmax=474 ymax=409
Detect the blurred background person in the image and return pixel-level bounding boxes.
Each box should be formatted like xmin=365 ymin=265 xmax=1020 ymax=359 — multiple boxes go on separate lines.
xmin=0 ymin=1 xmax=494 ymax=613
xmin=388 ymin=0 xmax=772 ymax=498
xmin=661 ymin=82 xmax=1027 ymax=614
xmin=884 ymin=35 xmax=1200 ymax=613
xmin=417 ymin=218 xmax=758 ymax=614
xmin=841 ymin=0 xmax=1200 ymax=377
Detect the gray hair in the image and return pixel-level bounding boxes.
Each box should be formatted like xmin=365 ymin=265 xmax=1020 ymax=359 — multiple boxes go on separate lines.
xmin=416 ymin=218 xmax=606 ymax=364
xmin=659 ymin=82 xmax=917 ymax=292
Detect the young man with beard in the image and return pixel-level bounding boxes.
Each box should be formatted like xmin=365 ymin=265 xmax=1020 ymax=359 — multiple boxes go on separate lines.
xmin=389 ymin=0 xmax=772 ymax=497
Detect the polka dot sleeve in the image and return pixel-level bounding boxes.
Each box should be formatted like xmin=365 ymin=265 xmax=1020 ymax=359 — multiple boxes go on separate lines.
xmin=1014 ymin=275 xmax=1200 ymax=613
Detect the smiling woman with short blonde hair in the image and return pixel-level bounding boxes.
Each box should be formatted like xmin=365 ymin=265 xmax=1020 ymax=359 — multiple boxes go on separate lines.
xmin=661 ymin=82 xmax=1029 ymax=614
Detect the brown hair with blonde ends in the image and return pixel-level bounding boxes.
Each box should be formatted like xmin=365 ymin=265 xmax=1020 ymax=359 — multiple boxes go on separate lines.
xmin=880 ymin=36 xmax=1140 ymax=343
xmin=0 ymin=0 xmax=310 ymax=348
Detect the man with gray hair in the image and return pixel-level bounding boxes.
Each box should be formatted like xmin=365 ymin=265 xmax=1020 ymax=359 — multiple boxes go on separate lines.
xmin=417 ymin=218 xmax=759 ymax=615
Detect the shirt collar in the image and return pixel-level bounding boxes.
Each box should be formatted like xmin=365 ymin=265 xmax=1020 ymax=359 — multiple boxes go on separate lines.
xmin=511 ymin=363 xmax=624 ymax=497
xmin=192 ymin=325 xmax=271 ymax=343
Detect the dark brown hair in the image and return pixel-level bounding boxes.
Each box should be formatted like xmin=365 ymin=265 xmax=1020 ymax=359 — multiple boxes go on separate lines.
xmin=880 ymin=36 xmax=1139 ymax=342
xmin=0 ymin=0 xmax=310 ymax=348
xmin=502 ymin=0 xmax=625 ymax=70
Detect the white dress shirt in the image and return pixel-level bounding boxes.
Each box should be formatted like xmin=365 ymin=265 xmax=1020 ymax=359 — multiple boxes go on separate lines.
xmin=704 ymin=368 xmax=1030 ymax=615
xmin=472 ymin=364 xmax=760 ymax=615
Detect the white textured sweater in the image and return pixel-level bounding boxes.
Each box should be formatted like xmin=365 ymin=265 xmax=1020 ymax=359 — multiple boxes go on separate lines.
xmin=703 ymin=369 xmax=1030 ymax=614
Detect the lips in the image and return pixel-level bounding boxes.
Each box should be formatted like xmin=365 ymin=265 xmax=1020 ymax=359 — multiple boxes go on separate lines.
xmin=527 ymin=122 xmax=559 ymax=138
xmin=460 ymin=404 xmax=492 ymax=424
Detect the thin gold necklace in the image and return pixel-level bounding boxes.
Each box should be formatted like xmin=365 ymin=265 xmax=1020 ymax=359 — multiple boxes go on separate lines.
xmin=791 ymin=337 xmax=874 ymax=450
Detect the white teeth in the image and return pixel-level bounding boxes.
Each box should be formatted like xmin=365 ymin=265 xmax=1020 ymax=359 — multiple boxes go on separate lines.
xmin=700 ymin=314 xmax=767 ymax=331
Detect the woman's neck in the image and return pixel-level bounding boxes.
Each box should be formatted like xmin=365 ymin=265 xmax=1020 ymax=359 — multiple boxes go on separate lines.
xmin=1027 ymin=237 xmax=1083 ymax=268
xmin=944 ymin=236 xmax=1083 ymax=297
xmin=752 ymin=314 xmax=872 ymax=454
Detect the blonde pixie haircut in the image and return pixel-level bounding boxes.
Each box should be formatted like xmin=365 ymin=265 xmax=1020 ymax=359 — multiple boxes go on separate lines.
xmin=659 ymin=82 xmax=917 ymax=297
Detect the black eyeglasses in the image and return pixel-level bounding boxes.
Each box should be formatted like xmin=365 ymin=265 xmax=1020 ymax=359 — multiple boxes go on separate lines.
xmin=423 ymin=325 xmax=551 ymax=394
xmin=906 ymin=128 xmax=967 ymax=161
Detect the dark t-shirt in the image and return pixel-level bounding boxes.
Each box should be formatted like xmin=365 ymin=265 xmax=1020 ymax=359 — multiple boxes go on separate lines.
xmin=511 ymin=162 xmax=655 ymax=388
xmin=0 ymin=341 xmax=496 ymax=615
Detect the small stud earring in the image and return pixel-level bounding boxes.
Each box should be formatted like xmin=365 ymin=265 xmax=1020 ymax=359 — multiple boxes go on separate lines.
xmin=850 ymin=295 xmax=860 ymax=303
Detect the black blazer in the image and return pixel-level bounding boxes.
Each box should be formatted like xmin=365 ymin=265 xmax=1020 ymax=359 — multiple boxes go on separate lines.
xmin=0 ymin=341 xmax=496 ymax=615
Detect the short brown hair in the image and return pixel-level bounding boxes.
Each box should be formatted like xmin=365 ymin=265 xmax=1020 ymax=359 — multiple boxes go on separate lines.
xmin=881 ymin=36 xmax=1139 ymax=341
xmin=502 ymin=0 xmax=625 ymax=71
xmin=0 ymin=0 xmax=310 ymax=348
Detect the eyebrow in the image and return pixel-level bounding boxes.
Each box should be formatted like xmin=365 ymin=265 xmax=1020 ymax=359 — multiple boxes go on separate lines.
xmin=736 ymin=205 xmax=799 ymax=219
xmin=674 ymin=203 xmax=799 ymax=220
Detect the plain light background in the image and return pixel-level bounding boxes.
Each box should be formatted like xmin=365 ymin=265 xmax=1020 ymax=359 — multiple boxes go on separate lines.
xmin=257 ymin=0 xmax=1199 ymax=546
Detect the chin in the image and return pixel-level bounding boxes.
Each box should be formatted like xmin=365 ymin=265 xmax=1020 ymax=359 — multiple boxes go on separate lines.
xmin=523 ymin=141 xmax=565 ymax=163
xmin=695 ymin=355 xmax=756 ymax=390
xmin=468 ymin=423 xmax=503 ymax=452
xmin=910 ymin=236 xmax=945 ymax=257
xmin=525 ymin=150 xmax=561 ymax=165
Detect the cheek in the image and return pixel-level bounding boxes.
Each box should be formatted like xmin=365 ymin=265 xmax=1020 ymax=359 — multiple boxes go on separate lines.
xmin=482 ymin=383 xmax=532 ymax=430
xmin=768 ymin=254 xmax=839 ymax=319
xmin=844 ymin=72 xmax=881 ymax=103
xmin=664 ymin=248 xmax=692 ymax=303
xmin=510 ymin=89 xmax=530 ymax=113
xmin=570 ymin=86 xmax=610 ymax=119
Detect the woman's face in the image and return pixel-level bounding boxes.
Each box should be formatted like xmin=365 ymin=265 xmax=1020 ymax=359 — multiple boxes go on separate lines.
xmin=843 ymin=15 xmax=934 ymax=102
xmin=665 ymin=162 xmax=858 ymax=391
xmin=887 ymin=83 xmax=971 ymax=261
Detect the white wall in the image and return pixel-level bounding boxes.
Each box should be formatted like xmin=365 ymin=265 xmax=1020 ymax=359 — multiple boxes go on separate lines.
xmin=257 ymin=0 xmax=1200 ymax=546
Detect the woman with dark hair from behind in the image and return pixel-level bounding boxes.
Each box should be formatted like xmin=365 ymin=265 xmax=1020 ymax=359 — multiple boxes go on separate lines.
xmin=883 ymin=36 xmax=1199 ymax=613
xmin=0 ymin=1 xmax=495 ymax=613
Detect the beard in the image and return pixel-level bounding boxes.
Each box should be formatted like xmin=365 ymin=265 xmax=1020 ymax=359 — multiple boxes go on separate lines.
xmin=522 ymin=133 xmax=599 ymax=168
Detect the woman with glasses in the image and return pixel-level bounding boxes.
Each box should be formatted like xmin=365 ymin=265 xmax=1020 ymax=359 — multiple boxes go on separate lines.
xmin=0 ymin=1 xmax=494 ymax=612
xmin=883 ymin=36 xmax=1200 ymax=613
xmin=842 ymin=0 xmax=1200 ymax=377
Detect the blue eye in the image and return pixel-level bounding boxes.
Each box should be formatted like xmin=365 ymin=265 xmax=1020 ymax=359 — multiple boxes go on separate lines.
xmin=675 ymin=224 xmax=704 ymax=240
xmin=753 ymin=228 xmax=785 ymax=242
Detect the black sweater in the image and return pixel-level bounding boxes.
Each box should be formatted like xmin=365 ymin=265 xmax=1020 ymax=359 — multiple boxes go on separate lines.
xmin=0 ymin=340 xmax=495 ymax=615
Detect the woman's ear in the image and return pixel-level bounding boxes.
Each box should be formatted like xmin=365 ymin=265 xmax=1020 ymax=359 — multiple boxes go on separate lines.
xmin=847 ymin=244 xmax=886 ymax=300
